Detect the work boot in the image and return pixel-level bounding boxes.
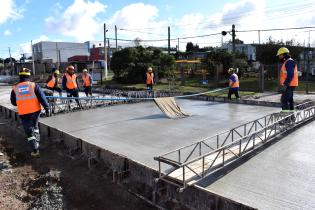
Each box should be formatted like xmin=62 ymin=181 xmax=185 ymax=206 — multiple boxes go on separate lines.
xmin=31 ymin=150 xmax=40 ymax=158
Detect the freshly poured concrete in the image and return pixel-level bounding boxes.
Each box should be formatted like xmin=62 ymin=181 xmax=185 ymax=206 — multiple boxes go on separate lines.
xmin=40 ymin=100 xmax=277 ymax=168
xmin=200 ymin=121 xmax=315 ymax=210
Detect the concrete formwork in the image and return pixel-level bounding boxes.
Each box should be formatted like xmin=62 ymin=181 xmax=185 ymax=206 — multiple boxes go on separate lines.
xmin=0 ymin=99 xmax=262 ymax=210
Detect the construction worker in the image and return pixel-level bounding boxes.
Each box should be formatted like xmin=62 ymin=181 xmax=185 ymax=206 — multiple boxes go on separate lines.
xmin=62 ymin=65 xmax=81 ymax=108
xmin=82 ymin=69 xmax=92 ymax=97
xmin=228 ymin=68 xmax=240 ymax=100
xmin=146 ymin=67 xmax=154 ymax=92
xmin=46 ymin=69 xmax=62 ymax=97
xmin=276 ymin=47 xmax=298 ymax=113
xmin=10 ymin=68 xmax=49 ymax=157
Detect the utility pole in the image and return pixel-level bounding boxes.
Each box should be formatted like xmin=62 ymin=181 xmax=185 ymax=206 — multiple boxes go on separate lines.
xmin=104 ymin=23 xmax=108 ymax=81
xmin=115 ymin=25 xmax=118 ymax=51
xmin=168 ymin=26 xmax=171 ymax=55
xmin=8 ymin=47 xmax=13 ymax=75
xmin=306 ymin=30 xmax=311 ymax=94
xmin=232 ymin=24 xmax=236 ymax=53
xmin=108 ymin=39 xmax=110 ymax=70
xmin=258 ymin=30 xmax=261 ymax=44
xmin=55 ymin=42 xmax=59 ymax=70
xmin=31 ymin=40 xmax=35 ymax=75
xmin=177 ymin=38 xmax=180 ymax=52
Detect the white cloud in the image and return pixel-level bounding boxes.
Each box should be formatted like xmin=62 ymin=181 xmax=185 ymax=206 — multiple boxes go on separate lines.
xmin=19 ymin=35 xmax=49 ymax=56
xmin=174 ymin=0 xmax=315 ymax=48
xmin=4 ymin=29 xmax=11 ymax=36
xmin=0 ymin=0 xmax=23 ymax=24
xmin=107 ymin=3 xmax=168 ymax=42
xmin=45 ymin=0 xmax=106 ymax=42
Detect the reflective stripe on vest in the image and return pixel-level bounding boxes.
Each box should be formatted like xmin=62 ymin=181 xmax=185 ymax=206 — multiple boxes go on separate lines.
xmin=82 ymin=74 xmax=91 ymax=87
xmin=14 ymin=82 xmax=41 ymax=115
xmin=229 ymin=73 xmax=240 ymax=88
xmin=146 ymin=72 xmax=154 ymax=84
xmin=65 ymin=73 xmax=77 ymax=89
xmin=280 ymin=58 xmax=298 ymax=87
xmin=47 ymin=76 xmax=57 ymax=88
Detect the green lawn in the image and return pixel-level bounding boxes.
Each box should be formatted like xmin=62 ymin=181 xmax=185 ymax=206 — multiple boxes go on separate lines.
xmin=100 ymin=75 xmax=315 ymax=96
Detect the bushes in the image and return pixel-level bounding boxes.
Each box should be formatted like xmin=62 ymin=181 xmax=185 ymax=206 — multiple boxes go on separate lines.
xmin=110 ymin=46 xmax=175 ymax=84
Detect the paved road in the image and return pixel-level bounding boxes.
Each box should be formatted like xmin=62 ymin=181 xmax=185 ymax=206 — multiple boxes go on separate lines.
xmin=200 ymin=120 xmax=315 ymax=210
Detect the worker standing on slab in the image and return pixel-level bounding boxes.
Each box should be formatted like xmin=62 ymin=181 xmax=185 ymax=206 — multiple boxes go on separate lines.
xmin=62 ymin=65 xmax=81 ymax=108
xmin=46 ymin=69 xmax=62 ymax=97
xmin=146 ymin=67 xmax=154 ymax=97
xmin=276 ymin=47 xmax=298 ymax=113
xmin=82 ymin=69 xmax=92 ymax=97
xmin=10 ymin=68 xmax=49 ymax=158
xmin=227 ymin=68 xmax=240 ymax=100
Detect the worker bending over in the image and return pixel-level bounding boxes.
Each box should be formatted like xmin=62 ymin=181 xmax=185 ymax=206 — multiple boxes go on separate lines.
xmin=46 ymin=69 xmax=62 ymax=97
xmin=10 ymin=68 xmax=49 ymax=157
xmin=228 ymin=68 xmax=240 ymax=100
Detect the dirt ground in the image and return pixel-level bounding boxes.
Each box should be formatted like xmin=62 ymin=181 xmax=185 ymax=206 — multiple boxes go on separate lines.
xmin=0 ymin=117 xmax=157 ymax=210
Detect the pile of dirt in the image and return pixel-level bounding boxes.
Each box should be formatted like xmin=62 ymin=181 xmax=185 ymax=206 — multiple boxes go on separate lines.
xmin=27 ymin=170 xmax=65 ymax=210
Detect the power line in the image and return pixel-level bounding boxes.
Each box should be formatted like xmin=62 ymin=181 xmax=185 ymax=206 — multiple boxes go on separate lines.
xmin=237 ymin=26 xmax=315 ymax=33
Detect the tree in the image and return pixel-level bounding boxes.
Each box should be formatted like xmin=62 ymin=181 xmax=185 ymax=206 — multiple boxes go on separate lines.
xmin=110 ymin=46 xmax=175 ymax=83
xmin=134 ymin=37 xmax=143 ymax=47
xmin=255 ymin=36 xmax=304 ymax=64
xmin=4 ymin=57 xmax=16 ymax=64
xmin=205 ymin=50 xmax=248 ymax=77
xmin=186 ymin=42 xmax=199 ymax=52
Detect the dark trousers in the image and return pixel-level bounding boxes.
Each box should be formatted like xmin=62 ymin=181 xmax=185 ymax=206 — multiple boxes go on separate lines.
xmin=83 ymin=86 xmax=92 ymax=97
xmin=67 ymin=89 xmax=81 ymax=107
xmin=20 ymin=111 xmax=41 ymax=152
xmin=147 ymin=84 xmax=153 ymax=91
xmin=281 ymin=86 xmax=295 ymax=110
xmin=47 ymin=86 xmax=62 ymax=93
xmin=228 ymin=88 xmax=240 ymax=99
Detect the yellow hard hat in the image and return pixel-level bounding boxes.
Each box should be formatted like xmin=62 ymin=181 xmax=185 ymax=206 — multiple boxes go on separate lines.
xmin=276 ymin=47 xmax=290 ymax=56
xmin=19 ymin=68 xmax=31 ymax=76
xmin=83 ymin=69 xmax=88 ymax=73
xmin=147 ymin=67 xmax=153 ymax=72
xmin=228 ymin=68 xmax=234 ymax=73
xmin=54 ymin=69 xmax=60 ymax=74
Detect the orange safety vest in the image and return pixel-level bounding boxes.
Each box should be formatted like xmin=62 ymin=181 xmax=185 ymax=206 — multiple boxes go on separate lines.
xmin=65 ymin=73 xmax=77 ymax=89
xmin=13 ymin=82 xmax=41 ymax=115
xmin=229 ymin=73 xmax=240 ymax=88
xmin=47 ymin=75 xmax=58 ymax=88
xmin=82 ymin=74 xmax=91 ymax=87
xmin=280 ymin=58 xmax=298 ymax=87
xmin=146 ymin=72 xmax=154 ymax=85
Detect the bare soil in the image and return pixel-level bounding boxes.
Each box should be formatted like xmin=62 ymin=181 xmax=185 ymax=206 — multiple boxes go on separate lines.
xmin=0 ymin=117 xmax=157 ymax=210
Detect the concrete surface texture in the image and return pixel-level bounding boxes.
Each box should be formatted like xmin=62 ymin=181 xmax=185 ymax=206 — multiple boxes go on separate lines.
xmin=244 ymin=91 xmax=315 ymax=103
xmin=201 ymin=121 xmax=315 ymax=210
xmin=40 ymin=99 xmax=277 ymax=169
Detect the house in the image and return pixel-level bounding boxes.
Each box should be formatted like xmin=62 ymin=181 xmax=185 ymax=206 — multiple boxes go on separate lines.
xmin=32 ymin=41 xmax=89 ymax=63
xmin=216 ymin=43 xmax=256 ymax=61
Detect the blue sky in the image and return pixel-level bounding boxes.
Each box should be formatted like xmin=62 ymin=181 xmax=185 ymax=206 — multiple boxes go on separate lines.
xmin=1 ymin=0 xmax=315 ymax=58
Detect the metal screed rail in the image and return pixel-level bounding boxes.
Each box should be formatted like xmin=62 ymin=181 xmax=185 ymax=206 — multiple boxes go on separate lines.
xmin=154 ymin=101 xmax=315 ymax=191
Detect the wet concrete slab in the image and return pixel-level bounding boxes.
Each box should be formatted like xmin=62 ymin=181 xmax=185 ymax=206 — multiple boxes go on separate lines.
xmin=200 ymin=121 xmax=315 ymax=210
xmin=40 ymin=99 xmax=277 ymax=169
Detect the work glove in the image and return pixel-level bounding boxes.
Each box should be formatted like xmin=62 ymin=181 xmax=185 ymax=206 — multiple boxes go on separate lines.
xmin=44 ymin=108 xmax=50 ymax=117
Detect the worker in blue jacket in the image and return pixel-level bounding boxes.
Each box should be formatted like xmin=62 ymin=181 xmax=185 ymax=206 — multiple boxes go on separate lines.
xmin=10 ymin=68 xmax=49 ymax=157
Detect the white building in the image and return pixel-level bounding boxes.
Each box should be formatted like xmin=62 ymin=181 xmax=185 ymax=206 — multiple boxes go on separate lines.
xmin=33 ymin=41 xmax=89 ymax=63
xmin=217 ymin=43 xmax=256 ymax=61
